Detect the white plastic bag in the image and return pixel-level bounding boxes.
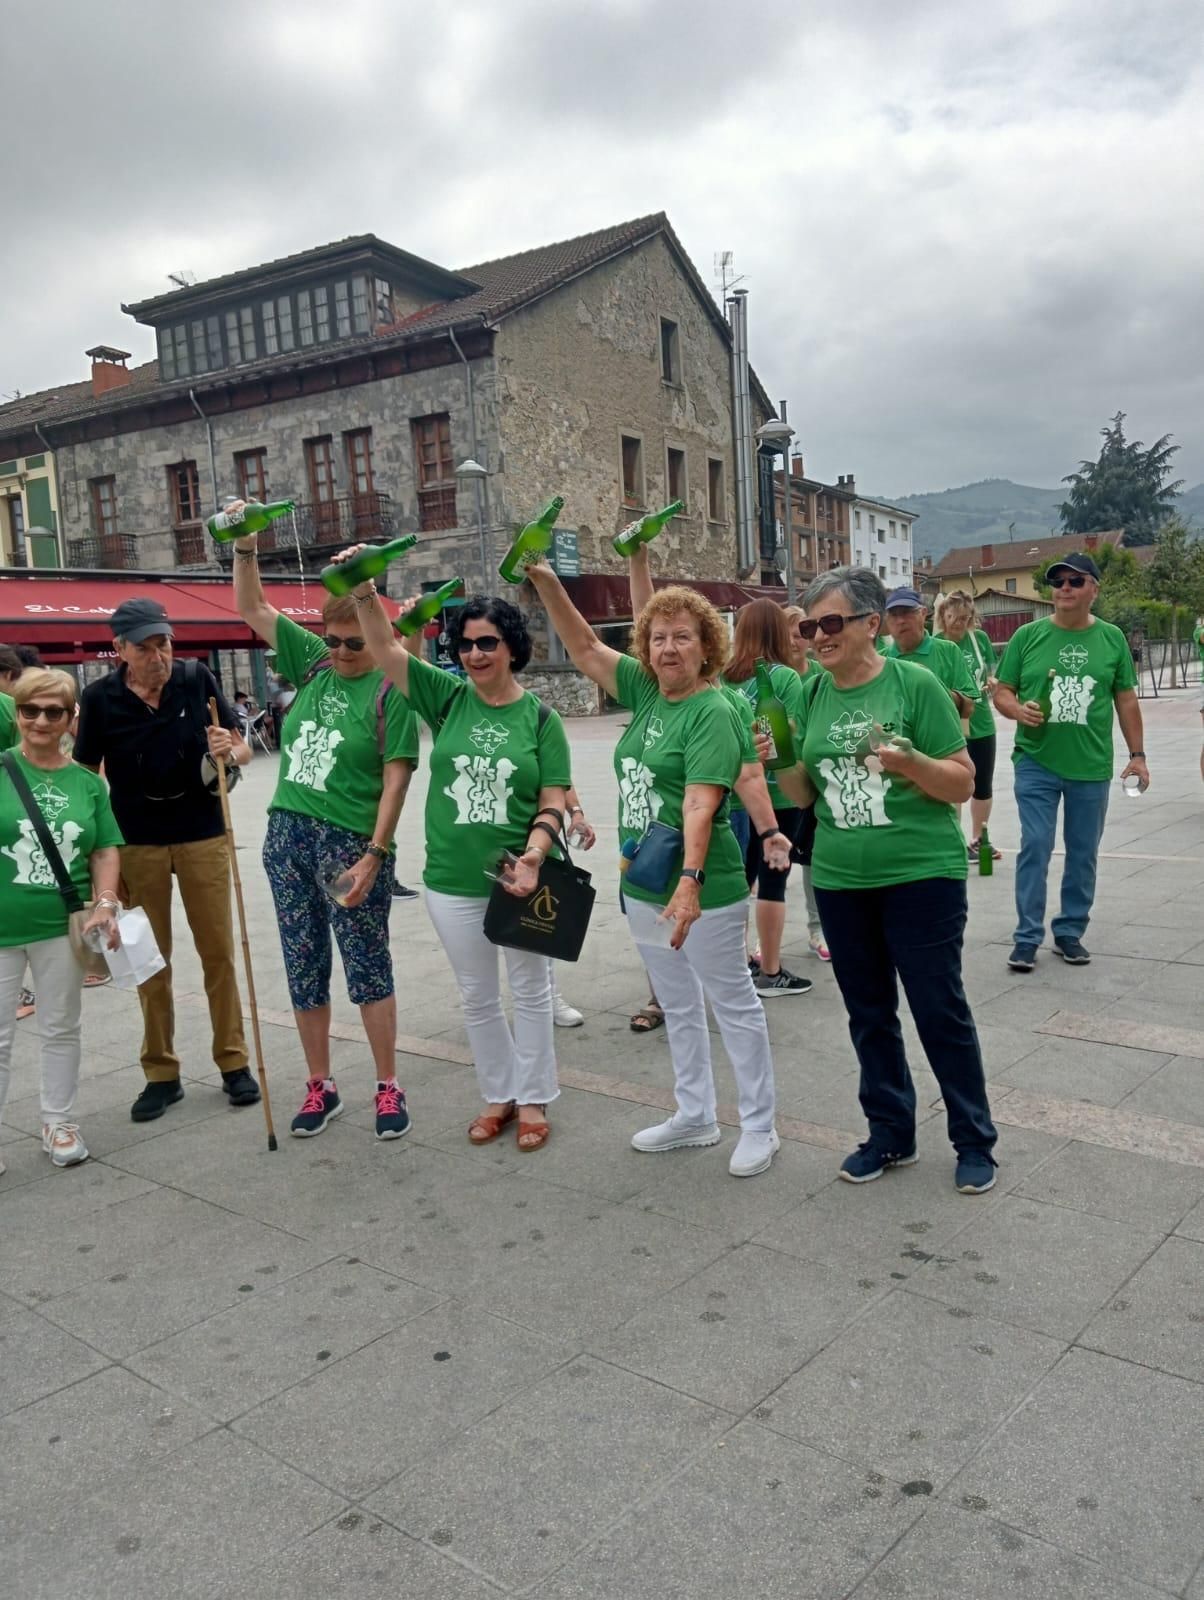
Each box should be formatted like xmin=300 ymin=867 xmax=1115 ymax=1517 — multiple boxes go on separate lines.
xmin=103 ymin=906 xmax=166 ymax=991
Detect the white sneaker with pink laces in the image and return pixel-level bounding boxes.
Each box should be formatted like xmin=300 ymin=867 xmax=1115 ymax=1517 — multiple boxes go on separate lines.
xmin=42 ymin=1122 xmax=89 ymax=1167
xmin=808 ymin=935 xmax=831 ymax=963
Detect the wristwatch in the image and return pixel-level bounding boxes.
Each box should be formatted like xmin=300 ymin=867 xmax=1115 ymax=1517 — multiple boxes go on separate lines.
xmin=1128 ymin=750 xmax=1145 ymax=759
xmin=366 ymin=843 xmax=390 ymax=863
xmin=758 ymin=827 xmax=782 ymax=842
xmin=679 ymin=867 xmax=706 ymax=887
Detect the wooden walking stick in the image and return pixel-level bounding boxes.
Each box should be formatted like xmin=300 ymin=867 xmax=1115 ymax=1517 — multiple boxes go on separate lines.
xmin=209 ymin=699 xmax=278 ymax=1151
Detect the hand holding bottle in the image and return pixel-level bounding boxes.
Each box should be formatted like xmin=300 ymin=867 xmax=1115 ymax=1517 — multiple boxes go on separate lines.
xmin=1014 ymin=700 xmax=1045 ymax=728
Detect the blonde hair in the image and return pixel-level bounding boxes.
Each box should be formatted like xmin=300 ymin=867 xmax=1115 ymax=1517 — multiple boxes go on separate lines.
xmin=12 ymin=668 xmax=77 ymax=711
xmin=322 ymin=593 xmax=359 ymax=626
xmin=934 ymin=589 xmax=978 ymax=635
xmin=631 ymin=586 xmax=730 ymax=680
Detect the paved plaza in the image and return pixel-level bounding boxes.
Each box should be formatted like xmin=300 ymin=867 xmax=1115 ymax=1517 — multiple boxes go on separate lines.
xmin=2 ymin=688 xmax=1203 ymax=1600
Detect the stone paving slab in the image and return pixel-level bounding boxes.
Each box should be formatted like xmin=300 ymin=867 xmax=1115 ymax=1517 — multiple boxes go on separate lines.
xmin=1077 ymin=1234 xmax=1204 ymax=1385
xmin=1015 ymin=1138 xmax=1204 ymax=1231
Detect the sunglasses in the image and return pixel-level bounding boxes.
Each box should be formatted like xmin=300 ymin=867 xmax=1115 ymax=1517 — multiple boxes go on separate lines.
xmin=323 ymin=634 xmax=365 ymax=652
xmin=17 ymin=703 xmax=71 ymax=725
xmin=798 ymin=611 xmax=875 ymax=641
xmin=457 ymin=635 xmax=502 ymax=655
xmin=1049 ymin=574 xmax=1088 ymax=589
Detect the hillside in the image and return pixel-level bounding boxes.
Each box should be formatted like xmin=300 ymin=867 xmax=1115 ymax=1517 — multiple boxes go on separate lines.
xmin=882 ymin=478 xmax=1204 ymax=563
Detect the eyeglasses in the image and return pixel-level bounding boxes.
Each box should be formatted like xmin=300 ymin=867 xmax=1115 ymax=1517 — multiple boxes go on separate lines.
xmin=797 ymin=611 xmax=875 ymax=641
xmin=457 ymin=635 xmax=502 ymax=655
xmin=17 ymin=703 xmax=70 ymax=725
xmin=1049 ymin=574 xmax=1088 ymax=589
xmin=323 ymin=634 xmax=365 ymax=652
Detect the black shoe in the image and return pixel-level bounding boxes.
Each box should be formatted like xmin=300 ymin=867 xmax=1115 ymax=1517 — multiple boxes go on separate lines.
xmin=1007 ymin=943 xmax=1037 ymax=972
xmin=131 ymin=1079 xmax=185 ymax=1122
xmin=754 ymin=966 xmax=813 ymax=997
xmin=1054 ymin=937 xmax=1091 ymax=965
xmin=391 ymin=881 xmax=419 ymax=900
xmin=222 ymin=1068 xmax=261 ymax=1106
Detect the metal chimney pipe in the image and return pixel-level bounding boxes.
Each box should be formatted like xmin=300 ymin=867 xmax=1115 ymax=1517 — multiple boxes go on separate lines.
xmin=728 ymin=289 xmax=756 ymax=574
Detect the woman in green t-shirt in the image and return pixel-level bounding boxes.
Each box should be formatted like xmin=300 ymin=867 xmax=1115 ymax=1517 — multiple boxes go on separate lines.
xmin=934 ymin=591 xmax=1000 ymax=861
xmin=525 ymin=559 xmax=780 ymax=1180
xmin=347 ymin=562 xmax=571 ymax=1155
xmin=232 ymin=529 xmax=420 ymax=1145
xmin=773 ymin=566 xmax=999 ymax=1195
xmin=0 ymin=670 xmax=123 ymax=1173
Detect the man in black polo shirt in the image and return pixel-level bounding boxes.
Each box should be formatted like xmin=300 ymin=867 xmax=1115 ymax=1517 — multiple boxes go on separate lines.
xmin=75 ymin=599 xmax=259 ymax=1121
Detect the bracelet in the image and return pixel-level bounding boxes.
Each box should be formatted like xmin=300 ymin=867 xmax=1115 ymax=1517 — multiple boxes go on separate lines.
xmin=365 ymin=843 xmax=390 ymax=862
xmin=759 ymin=827 xmax=782 ymax=842
xmin=94 ymin=894 xmax=120 ymax=910
xmin=524 ymin=843 xmax=547 ymax=860
xmin=568 ymin=805 xmax=584 ymax=817
xmin=234 ymin=548 xmax=258 ymax=562
xmin=353 ymin=588 xmax=377 ymax=606
xmin=534 ymin=806 xmax=564 ymax=823
xmin=1128 ymin=750 xmax=1145 ymax=759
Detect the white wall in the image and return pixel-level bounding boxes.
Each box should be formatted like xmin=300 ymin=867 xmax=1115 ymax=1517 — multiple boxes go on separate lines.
xmin=850 ymin=501 xmax=914 ymax=584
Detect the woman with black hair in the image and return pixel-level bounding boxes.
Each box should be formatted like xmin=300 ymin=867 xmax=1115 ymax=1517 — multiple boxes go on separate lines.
xmin=342 ymin=555 xmax=572 ymax=1154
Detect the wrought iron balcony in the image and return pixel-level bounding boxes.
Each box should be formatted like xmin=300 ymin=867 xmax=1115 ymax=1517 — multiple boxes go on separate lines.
xmin=65 ymin=535 xmax=140 ymax=570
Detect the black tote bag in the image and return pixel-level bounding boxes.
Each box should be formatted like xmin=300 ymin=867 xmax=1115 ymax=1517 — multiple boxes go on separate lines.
xmin=482 ymin=830 xmax=595 ymax=962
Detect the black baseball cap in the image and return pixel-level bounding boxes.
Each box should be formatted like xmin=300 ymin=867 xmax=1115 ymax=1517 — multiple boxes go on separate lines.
xmin=109 ymin=598 xmax=174 ymax=643
xmin=1047 ymin=553 xmax=1101 ymax=581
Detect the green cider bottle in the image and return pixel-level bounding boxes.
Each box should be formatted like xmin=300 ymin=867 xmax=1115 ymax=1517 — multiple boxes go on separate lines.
xmin=498 ymin=496 xmax=564 ymax=584
xmin=753 ymin=660 xmax=795 ymax=772
xmin=612 ymin=499 xmax=684 ymax=558
xmin=978 ymin=825 xmax=994 ymax=877
xmin=1034 ymin=667 xmax=1057 ymax=734
xmin=394 ymin=578 xmax=464 ymax=638
xmin=320 ymin=535 xmax=418 ymax=596
xmin=207 ymin=498 xmax=295 ymax=543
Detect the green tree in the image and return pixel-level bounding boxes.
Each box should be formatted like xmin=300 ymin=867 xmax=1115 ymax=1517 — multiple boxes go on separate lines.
xmin=1143 ymin=516 xmax=1204 ymax=686
xmin=1060 ymin=412 xmax=1184 ymax=546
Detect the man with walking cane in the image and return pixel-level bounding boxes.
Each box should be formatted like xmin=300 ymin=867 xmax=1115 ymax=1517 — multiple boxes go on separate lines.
xmin=74 ymin=599 xmax=259 ymax=1121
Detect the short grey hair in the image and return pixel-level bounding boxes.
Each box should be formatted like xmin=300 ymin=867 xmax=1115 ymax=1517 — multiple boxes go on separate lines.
xmin=802 ymin=565 xmax=887 ymax=617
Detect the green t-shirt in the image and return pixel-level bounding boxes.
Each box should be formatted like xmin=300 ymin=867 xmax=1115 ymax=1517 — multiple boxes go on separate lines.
xmin=997 ymin=616 xmax=1137 ymax=782
xmin=947 ymin=629 xmax=997 ymax=739
xmin=722 ymin=662 xmax=808 ymax=809
xmin=718 ymin=683 xmax=757 ymax=813
xmin=800 ymin=657 xmax=968 ymax=891
xmin=0 ymin=693 xmax=15 ymax=751
xmin=1194 ymin=623 xmax=1204 ymax=663
xmin=402 ymin=655 xmax=572 ymax=899
xmin=0 ymin=755 xmax=123 ymax=947
xmin=270 ymin=615 xmax=419 ymax=840
xmin=882 ymin=633 xmax=979 ymax=714
xmin=613 ymin=653 xmax=747 ymax=910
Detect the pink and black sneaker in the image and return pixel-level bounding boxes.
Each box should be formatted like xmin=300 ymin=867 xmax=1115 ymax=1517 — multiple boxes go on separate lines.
xmin=290 ymin=1078 xmax=344 ymax=1138
xmin=374 ymin=1081 xmax=410 ymax=1141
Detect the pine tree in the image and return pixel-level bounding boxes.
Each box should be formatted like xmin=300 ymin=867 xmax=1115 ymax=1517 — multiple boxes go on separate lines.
xmin=1060 ymin=413 xmax=1183 ymax=546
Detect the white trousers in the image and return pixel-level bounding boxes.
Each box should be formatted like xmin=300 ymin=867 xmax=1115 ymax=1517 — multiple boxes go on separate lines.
xmin=425 ymin=890 xmax=560 ymax=1107
xmin=0 ymin=937 xmax=83 ymax=1126
xmin=625 ymin=896 xmax=775 ymax=1132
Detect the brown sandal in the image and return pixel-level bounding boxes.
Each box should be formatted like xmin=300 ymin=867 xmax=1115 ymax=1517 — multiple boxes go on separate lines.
xmin=516 ymin=1105 xmax=550 ymax=1153
xmin=468 ymin=1101 xmax=517 ymax=1145
xmin=630 ymin=1003 xmax=665 ymax=1033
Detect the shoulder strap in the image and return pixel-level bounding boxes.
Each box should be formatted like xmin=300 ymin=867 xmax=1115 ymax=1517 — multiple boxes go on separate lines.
xmin=375 ymin=679 xmax=392 ymax=756
xmin=302 ymin=658 xmax=333 ymax=686
xmin=536 ymin=698 xmax=551 ymax=730
xmin=0 ymin=752 xmax=84 ymax=912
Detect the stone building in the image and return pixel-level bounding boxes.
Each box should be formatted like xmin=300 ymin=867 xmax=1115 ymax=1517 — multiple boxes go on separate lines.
xmin=0 ymin=214 xmax=776 ymax=709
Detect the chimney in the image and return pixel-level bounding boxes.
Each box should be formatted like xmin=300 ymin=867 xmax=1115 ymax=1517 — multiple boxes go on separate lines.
xmin=1084 ymin=533 xmax=1099 ymax=550
xmin=86 ymin=345 xmax=133 ymax=398
xmin=844 ymin=473 xmax=856 ymax=494
xmin=980 ymin=543 xmax=995 ymax=568
xmin=791 ymin=453 xmax=804 ymax=479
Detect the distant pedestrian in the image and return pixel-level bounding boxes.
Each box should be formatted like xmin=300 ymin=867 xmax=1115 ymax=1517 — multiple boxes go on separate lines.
xmin=934 ymin=590 xmax=1001 ymax=860
xmin=73 ymin=599 xmax=259 ymax=1121
xmin=994 ymin=552 xmax=1148 ymax=972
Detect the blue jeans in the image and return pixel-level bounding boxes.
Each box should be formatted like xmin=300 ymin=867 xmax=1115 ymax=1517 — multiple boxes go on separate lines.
xmin=814 ymin=877 xmax=996 ymax=1157
xmin=1013 ymin=755 xmax=1111 ymax=947
xmin=730 ymin=809 xmax=751 ymax=854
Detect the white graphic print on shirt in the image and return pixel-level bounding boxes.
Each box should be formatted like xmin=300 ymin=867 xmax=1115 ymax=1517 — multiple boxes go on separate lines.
xmin=445 ymin=755 xmax=516 ymax=825
xmin=286 ymin=724 xmax=345 ymax=791
xmin=1 ymin=818 xmax=84 ymax=886
xmin=618 ymin=757 xmax=663 ymax=833
xmin=1048 ymin=642 xmax=1095 ymax=726
xmin=818 ymin=757 xmax=893 ymax=830
xmin=469 ymin=719 xmax=510 ymax=756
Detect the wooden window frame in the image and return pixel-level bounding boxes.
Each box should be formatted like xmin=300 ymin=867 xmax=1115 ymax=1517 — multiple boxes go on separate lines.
xmin=304 ymin=436 xmax=338 ymax=535
xmin=235 ymin=449 xmax=269 ymax=504
xmin=665 ymin=443 xmax=688 ymax=513
xmin=345 ymin=429 xmax=376 ymax=497
xmin=167 ymin=461 xmax=201 ymax=528
xmin=659 ymin=316 xmax=680 ymax=385
xmin=706 ymin=455 xmax=726 ymax=523
xmin=620 ymin=431 xmax=645 ymax=509
xmin=91 ymin=476 xmax=118 ymax=541
xmin=411 ymin=414 xmax=457 ymax=532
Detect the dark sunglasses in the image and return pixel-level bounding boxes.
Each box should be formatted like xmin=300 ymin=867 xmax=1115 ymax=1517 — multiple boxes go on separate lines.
xmin=457 ymin=635 xmax=502 ymax=655
xmin=323 ymin=634 xmax=365 ymax=652
xmin=17 ymin=703 xmax=71 ymax=724
xmin=1049 ymin=574 xmax=1088 ymax=589
xmin=798 ymin=610 xmax=875 ymax=641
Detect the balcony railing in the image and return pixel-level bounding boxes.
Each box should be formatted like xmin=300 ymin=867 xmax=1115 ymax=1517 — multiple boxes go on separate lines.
xmin=173 ymin=523 xmax=208 ymax=566
xmin=65 ymin=535 xmax=140 ymax=570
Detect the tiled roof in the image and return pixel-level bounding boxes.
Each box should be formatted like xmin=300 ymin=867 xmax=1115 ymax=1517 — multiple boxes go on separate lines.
xmin=0 ymin=212 xmax=748 ymax=439
xmin=933 ymin=529 xmax=1124 ymax=576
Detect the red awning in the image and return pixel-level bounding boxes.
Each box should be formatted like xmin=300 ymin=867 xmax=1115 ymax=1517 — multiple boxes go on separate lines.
xmin=561 ymin=574 xmax=789 ymax=622
xmin=0 ymin=572 xmax=401 ymax=663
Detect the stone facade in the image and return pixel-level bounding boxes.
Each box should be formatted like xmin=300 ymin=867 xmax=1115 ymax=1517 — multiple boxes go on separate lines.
xmin=521 ymin=665 xmax=602 ymax=718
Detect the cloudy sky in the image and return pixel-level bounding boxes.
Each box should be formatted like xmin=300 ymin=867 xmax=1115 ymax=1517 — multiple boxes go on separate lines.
xmin=5 ymin=0 xmax=1202 ymax=495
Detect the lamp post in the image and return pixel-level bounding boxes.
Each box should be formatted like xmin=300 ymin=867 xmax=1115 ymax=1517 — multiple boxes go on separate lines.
xmin=755 ymin=415 xmax=796 ymax=603
xmin=455 ymin=457 xmax=494 ymax=589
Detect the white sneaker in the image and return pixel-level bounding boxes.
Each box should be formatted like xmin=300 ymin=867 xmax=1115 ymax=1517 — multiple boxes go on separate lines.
xmin=552 ymin=994 xmax=584 ymax=1028
xmin=808 ymin=935 xmax=831 ymax=962
xmin=42 ymin=1122 xmax=89 ymax=1168
xmin=631 ymin=1114 xmax=722 ymax=1153
xmin=729 ymin=1129 xmax=781 ymax=1178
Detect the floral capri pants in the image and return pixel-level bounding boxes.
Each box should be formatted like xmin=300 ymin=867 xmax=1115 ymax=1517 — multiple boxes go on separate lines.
xmin=263 ymin=809 xmax=394 ymax=1011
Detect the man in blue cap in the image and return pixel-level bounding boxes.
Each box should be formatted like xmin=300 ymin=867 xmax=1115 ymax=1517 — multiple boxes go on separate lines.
xmin=75 ymin=597 xmax=259 ymax=1119
xmin=880 ymin=586 xmax=979 ymax=720
xmin=994 ymin=552 xmax=1149 ymax=971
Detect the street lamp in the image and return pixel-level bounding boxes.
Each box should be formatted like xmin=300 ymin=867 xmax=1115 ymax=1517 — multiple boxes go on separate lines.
xmin=755 ymin=415 xmax=796 ymax=603
xmin=455 ymin=457 xmax=494 ymax=587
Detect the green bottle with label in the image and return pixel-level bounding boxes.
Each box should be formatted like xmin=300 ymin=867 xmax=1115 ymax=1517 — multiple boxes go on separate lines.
xmin=753 ymin=660 xmax=795 ymax=772
xmin=498 ymin=496 xmax=564 ymax=584
xmin=1034 ymin=667 xmax=1057 ymax=734
xmin=320 ymin=535 xmax=418 ymax=596
xmin=394 ymin=578 xmax=464 ymax=638
xmin=613 ymin=499 xmax=684 ymax=558
xmin=207 ymin=499 xmax=295 ymax=543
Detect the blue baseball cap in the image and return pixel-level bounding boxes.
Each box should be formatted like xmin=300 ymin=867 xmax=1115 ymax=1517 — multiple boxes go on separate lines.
xmin=884 ymin=586 xmax=924 ymax=610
